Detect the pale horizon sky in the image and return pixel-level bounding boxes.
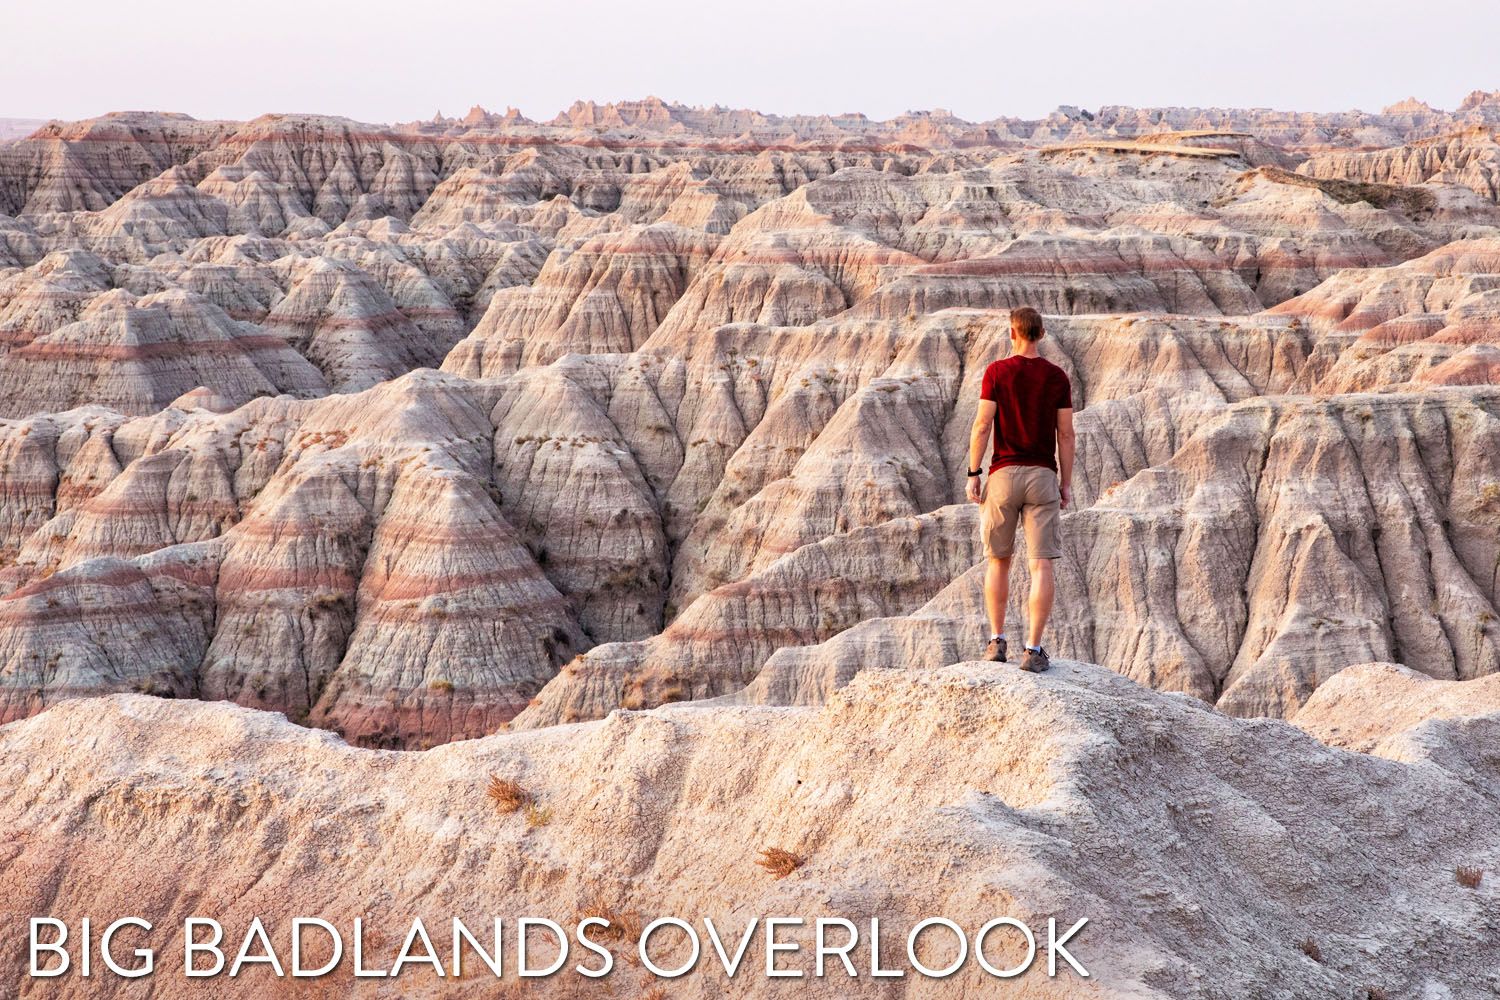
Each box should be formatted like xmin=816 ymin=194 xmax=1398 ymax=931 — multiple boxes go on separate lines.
xmin=5 ymin=0 xmax=1497 ymax=124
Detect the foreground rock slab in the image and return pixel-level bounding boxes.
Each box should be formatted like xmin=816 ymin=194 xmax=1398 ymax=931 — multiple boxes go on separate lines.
xmin=2 ymin=661 xmax=1496 ymax=998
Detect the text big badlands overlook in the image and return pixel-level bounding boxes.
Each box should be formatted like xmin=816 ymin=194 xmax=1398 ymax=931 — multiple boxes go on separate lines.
xmin=1 ymin=78 xmax=1499 ymax=998
xmin=28 ymin=913 xmax=1090 ymax=981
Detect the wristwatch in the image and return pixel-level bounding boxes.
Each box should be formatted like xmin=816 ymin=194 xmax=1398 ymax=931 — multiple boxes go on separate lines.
xmin=967 ymin=468 xmax=983 ymax=477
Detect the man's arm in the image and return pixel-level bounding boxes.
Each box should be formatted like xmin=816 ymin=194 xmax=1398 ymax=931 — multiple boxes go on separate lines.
xmin=966 ymin=399 xmax=997 ymax=503
xmin=1056 ymin=407 xmax=1075 ymax=509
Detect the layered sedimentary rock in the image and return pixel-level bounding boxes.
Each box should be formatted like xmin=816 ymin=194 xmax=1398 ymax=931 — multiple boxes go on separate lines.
xmin=1 ymin=98 xmax=1500 ymax=743
xmin=258 ymin=256 xmax=435 ymax=391
xmin=4 ymin=662 xmax=1500 ymax=997
xmin=514 ymin=505 xmax=984 ymax=727
xmin=540 ymin=387 xmax=1500 ymax=724
xmin=446 ymin=223 xmax=719 ymax=375
xmin=1300 ymin=128 xmax=1500 ymax=203
xmin=4 ymin=96 xmax=1500 ymax=988
xmin=0 ymin=287 xmax=325 ymax=416
xmin=0 ymin=112 xmax=234 ymax=217
xmin=0 ymin=373 xmax=584 ymax=746
xmin=1271 ymin=238 xmax=1500 ymax=390
xmin=2 ymin=286 xmax=1496 ymax=736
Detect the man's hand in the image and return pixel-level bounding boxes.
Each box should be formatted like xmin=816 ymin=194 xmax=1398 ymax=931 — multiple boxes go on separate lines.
xmin=1060 ymin=482 xmax=1072 ymax=510
xmin=966 ymin=475 xmax=983 ymax=504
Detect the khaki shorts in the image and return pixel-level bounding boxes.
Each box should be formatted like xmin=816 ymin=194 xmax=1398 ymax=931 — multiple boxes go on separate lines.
xmin=981 ymin=466 xmax=1062 ymax=560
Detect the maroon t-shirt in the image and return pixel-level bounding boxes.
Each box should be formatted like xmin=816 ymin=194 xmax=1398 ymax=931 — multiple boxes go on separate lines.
xmin=980 ymin=355 xmax=1074 ymax=472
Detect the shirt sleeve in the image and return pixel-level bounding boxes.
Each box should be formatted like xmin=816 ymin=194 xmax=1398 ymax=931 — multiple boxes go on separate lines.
xmin=980 ymin=362 xmax=999 ymax=402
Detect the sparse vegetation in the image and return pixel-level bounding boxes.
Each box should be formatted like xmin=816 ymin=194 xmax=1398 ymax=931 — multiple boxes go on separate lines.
xmin=428 ymin=678 xmax=454 ymax=694
xmin=578 ymin=898 xmax=642 ymax=943
xmin=1224 ymin=166 xmax=1437 ymax=217
xmin=621 ymin=682 xmax=647 ymax=711
xmin=130 ymin=678 xmax=170 ymax=697
xmin=1297 ymin=937 xmax=1322 ymax=962
xmin=524 ymin=802 xmax=552 ymax=828
xmin=1457 ymin=865 xmax=1484 ymax=888
xmin=486 ymin=776 xmax=528 ymax=813
xmin=1365 ymin=988 xmax=1391 ymax=1000
xmin=755 ymin=847 xmax=803 ymax=879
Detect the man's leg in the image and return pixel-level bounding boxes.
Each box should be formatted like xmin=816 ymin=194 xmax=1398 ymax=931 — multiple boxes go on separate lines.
xmin=1018 ymin=467 xmax=1061 ymax=671
xmin=979 ymin=471 xmax=1020 ymax=661
xmin=1025 ymin=557 xmax=1054 ymax=648
xmin=985 ymin=555 xmax=1011 ymax=638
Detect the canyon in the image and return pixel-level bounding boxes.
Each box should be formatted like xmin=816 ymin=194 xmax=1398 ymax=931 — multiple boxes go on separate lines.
xmin=1 ymin=92 xmax=1499 ymax=995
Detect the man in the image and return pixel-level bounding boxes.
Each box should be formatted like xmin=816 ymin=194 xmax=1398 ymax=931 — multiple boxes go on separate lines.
xmin=965 ymin=306 xmax=1075 ymax=672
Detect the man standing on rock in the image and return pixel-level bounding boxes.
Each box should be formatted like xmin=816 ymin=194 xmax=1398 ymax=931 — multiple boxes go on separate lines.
xmin=965 ymin=307 xmax=1075 ymax=672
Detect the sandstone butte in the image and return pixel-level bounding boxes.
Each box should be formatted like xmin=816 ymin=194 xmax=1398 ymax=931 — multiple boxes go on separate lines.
xmin=0 ymin=94 xmax=1498 ymax=995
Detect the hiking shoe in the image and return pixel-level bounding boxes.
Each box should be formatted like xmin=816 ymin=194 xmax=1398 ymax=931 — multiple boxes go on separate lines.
xmin=983 ymin=636 xmax=1008 ymax=662
xmin=1020 ymin=646 xmax=1051 ymax=672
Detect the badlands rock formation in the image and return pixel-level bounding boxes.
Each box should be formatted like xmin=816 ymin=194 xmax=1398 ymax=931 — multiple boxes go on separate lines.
xmin=3 ymin=662 xmax=1499 ymax=997
xmin=0 ymin=95 xmax=1497 ymax=746
xmin=3 ymin=91 xmax=1500 ymax=997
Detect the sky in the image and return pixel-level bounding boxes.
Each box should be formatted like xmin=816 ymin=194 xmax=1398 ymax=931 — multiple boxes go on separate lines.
xmin=5 ymin=0 xmax=1497 ymax=124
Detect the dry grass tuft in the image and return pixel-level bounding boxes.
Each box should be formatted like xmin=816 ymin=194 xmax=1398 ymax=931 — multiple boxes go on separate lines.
xmin=524 ymin=802 xmax=553 ymax=828
xmin=755 ymin=847 xmax=803 ymax=879
xmin=621 ymin=683 xmax=647 ymax=711
xmin=1457 ymin=865 xmax=1484 ymax=888
xmin=1297 ymin=937 xmax=1322 ymax=963
xmin=486 ymin=776 xmax=528 ymax=813
xmin=579 ymin=898 xmax=643 ymax=943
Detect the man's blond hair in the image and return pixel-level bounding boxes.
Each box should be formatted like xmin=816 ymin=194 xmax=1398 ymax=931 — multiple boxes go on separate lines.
xmin=1010 ymin=307 xmax=1044 ymax=341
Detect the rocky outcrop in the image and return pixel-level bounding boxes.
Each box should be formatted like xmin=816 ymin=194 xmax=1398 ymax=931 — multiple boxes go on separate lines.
xmin=1293 ymin=661 xmax=1500 ymax=752
xmin=258 ymin=257 xmax=435 ymax=391
xmin=512 ymin=505 xmax=983 ymax=727
xmin=6 ymin=93 xmax=1500 ymax=1000
xmin=0 ymin=100 xmax=1499 ymax=744
xmin=2 ymin=286 xmax=1494 ymax=737
xmin=445 ymin=223 xmax=719 ymax=376
xmin=0 ymin=287 xmax=325 ymax=416
xmin=0 ymin=112 xmax=233 ymax=217
xmin=1271 ymin=238 xmax=1500 ymax=390
xmin=4 ymin=661 xmax=1499 ymax=997
xmin=1300 ymin=128 xmax=1500 ymax=203
xmin=734 ymin=390 xmax=1500 ymax=720
xmin=0 ymin=373 xmax=584 ymax=746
